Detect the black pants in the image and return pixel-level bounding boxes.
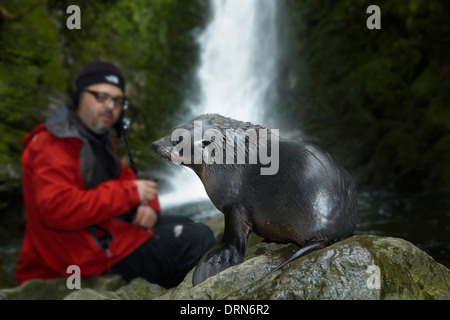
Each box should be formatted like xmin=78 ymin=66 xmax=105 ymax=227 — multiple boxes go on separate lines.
xmin=110 ymin=216 xmax=215 ymax=288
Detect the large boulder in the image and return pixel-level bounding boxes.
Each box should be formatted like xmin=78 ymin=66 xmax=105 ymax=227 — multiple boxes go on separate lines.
xmin=156 ymin=235 xmax=450 ymax=300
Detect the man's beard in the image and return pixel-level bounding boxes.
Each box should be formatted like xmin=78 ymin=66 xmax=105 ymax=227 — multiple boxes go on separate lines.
xmin=91 ymin=123 xmax=110 ymax=134
xmin=92 ymin=110 xmax=114 ymax=134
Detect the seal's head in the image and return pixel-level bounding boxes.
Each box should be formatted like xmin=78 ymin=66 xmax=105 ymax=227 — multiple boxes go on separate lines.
xmin=151 ymin=113 xmax=271 ymax=175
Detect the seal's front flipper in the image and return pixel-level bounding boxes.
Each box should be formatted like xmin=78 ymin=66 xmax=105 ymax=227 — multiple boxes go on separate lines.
xmin=272 ymin=241 xmax=325 ymax=272
xmin=193 ymin=205 xmax=251 ymax=286
xmin=192 ymin=241 xmax=244 ymax=285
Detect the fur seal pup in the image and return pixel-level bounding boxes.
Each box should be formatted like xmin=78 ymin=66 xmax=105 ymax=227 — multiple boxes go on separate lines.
xmin=151 ymin=114 xmax=357 ymax=285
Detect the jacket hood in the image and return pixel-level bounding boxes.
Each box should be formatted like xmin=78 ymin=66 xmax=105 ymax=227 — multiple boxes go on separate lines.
xmin=24 ymin=105 xmax=81 ymax=148
xmin=45 ymin=105 xmax=81 ymax=139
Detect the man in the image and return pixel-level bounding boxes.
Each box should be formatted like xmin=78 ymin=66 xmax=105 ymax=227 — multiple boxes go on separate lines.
xmin=16 ymin=61 xmax=215 ymax=288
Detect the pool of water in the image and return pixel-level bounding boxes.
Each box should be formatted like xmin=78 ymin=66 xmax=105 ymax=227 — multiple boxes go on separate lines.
xmin=1 ymin=187 xmax=448 ymax=289
xmin=166 ymin=187 xmax=449 ymax=264
xmin=355 ymin=188 xmax=449 ymax=267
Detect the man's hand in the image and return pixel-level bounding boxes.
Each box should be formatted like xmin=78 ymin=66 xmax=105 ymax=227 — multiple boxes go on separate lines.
xmin=133 ymin=180 xmax=158 ymax=205
xmin=132 ymin=205 xmax=158 ymax=228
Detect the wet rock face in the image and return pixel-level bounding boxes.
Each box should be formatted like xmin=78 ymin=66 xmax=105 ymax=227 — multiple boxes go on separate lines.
xmin=159 ymin=234 xmax=450 ymax=300
xmin=243 ymin=239 xmax=380 ymax=300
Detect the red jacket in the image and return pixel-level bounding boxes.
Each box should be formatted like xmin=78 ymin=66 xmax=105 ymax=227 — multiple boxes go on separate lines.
xmin=16 ymin=106 xmax=161 ymax=284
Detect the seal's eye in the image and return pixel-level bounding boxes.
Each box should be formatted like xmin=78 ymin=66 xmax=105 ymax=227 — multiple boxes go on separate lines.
xmin=202 ymin=140 xmax=212 ymax=148
xmin=172 ymin=135 xmax=184 ymax=146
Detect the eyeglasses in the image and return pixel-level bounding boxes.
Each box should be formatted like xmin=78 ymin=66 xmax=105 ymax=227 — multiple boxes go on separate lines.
xmin=85 ymin=90 xmax=126 ymax=108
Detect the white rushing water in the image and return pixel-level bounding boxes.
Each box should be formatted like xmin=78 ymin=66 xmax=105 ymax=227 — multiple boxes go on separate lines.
xmin=159 ymin=0 xmax=281 ymax=209
xmin=192 ymin=0 xmax=280 ymax=123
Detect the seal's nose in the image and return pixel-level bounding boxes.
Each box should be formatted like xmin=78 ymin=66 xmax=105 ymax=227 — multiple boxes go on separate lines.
xmin=151 ymin=142 xmax=158 ymax=151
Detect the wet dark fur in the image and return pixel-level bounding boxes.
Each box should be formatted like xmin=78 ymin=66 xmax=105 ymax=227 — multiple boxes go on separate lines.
xmin=152 ymin=114 xmax=358 ymax=285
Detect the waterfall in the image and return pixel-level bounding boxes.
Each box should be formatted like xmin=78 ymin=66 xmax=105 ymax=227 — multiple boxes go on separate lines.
xmin=192 ymin=0 xmax=280 ymax=123
xmin=158 ymin=0 xmax=282 ymax=210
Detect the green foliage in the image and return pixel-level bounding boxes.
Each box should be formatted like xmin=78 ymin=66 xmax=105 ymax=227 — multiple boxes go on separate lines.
xmin=282 ymin=0 xmax=450 ymax=193
xmin=0 ymin=0 xmax=66 ymax=190
xmin=0 ymin=0 xmax=207 ymax=191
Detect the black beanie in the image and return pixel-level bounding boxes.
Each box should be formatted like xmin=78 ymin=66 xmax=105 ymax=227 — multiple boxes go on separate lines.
xmin=73 ymin=61 xmax=125 ymax=109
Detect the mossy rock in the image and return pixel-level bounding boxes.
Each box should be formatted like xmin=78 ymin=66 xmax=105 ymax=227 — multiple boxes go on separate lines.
xmin=64 ymin=277 xmax=166 ymax=300
xmin=156 ymin=235 xmax=450 ymax=300
xmin=0 ymin=274 xmax=125 ymax=300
